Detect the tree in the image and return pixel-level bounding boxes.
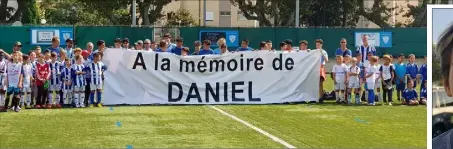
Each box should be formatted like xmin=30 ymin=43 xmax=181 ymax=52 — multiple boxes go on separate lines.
xmin=137 ymin=0 xmax=172 ymax=25
xmin=402 ymin=0 xmax=451 ymax=27
xmin=231 ymin=0 xmax=394 ymax=27
xmin=165 ymin=9 xmax=197 ymax=27
xmin=22 ymin=0 xmax=40 ymax=24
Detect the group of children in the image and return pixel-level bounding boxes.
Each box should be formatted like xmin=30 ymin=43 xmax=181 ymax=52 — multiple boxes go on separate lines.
xmin=331 ymin=52 xmax=427 ymax=105
xmin=0 ymin=47 xmax=107 ymax=112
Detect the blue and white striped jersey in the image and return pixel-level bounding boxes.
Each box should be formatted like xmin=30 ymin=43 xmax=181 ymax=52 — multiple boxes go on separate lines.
xmin=84 ymin=59 xmax=92 ymax=79
xmin=61 ymin=66 xmax=73 ymax=90
xmin=49 ymin=61 xmax=62 ymax=85
xmin=86 ymin=61 xmax=107 ymax=85
xmin=73 ymin=64 xmax=86 ymax=87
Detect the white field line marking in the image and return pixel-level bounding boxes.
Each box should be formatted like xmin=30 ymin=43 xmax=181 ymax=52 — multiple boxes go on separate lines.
xmin=209 ymin=106 xmax=296 ymax=148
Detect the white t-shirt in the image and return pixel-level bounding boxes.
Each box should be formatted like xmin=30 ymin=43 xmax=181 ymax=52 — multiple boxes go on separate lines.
xmin=22 ymin=63 xmax=33 ymax=87
xmin=380 ymin=64 xmax=394 ymax=80
xmin=6 ymin=62 xmax=23 ymax=88
xmin=348 ymin=65 xmax=360 ymax=83
xmin=374 ymin=64 xmax=381 ymax=81
xmin=332 ymin=63 xmax=348 ymax=82
xmin=366 ymin=65 xmax=378 ymax=83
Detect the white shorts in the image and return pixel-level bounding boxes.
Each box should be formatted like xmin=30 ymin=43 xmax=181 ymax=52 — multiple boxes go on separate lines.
xmin=21 ymin=87 xmax=31 ymax=93
xmin=335 ymin=79 xmax=346 ymax=90
xmin=366 ymin=82 xmax=375 ymax=90
xmin=90 ymin=84 xmax=102 ymax=90
xmin=49 ymin=84 xmax=61 ymax=91
xmin=73 ymin=86 xmax=85 ymax=92
xmin=348 ymin=80 xmax=360 ymax=89
xmin=374 ymin=80 xmax=381 ymax=89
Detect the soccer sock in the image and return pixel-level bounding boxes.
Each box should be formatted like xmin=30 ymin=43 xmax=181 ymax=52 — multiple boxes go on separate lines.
xmin=368 ymin=89 xmax=375 ymax=104
xmin=90 ymin=92 xmax=95 ymax=105
xmin=48 ymin=92 xmax=53 ymax=105
xmin=80 ymin=92 xmax=85 ymax=105
xmin=335 ymin=92 xmax=339 ymax=101
xmin=56 ymin=91 xmax=61 ymax=105
xmin=4 ymin=96 xmax=9 ymax=108
xmin=73 ymin=92 xmax=79 ymax=106
xmin=355 ymin=93 xmax=360 ymax=103
xmin=97 ymin=91 xmax=102 ymax=104
xmin=26 ymin=93 xmax=31 ymax=106
xmin=68 ymin=91 xmax=73 ymax=105
xmin=20 ymin=93 xmax=24 ymax=106
xmin=348 ymin=92 xmax=351 ymax=102
xmin=63 ymin=91 xmax=67 ymax=105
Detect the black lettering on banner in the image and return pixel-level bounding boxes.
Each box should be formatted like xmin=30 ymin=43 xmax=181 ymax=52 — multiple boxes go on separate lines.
xmin=168 ymin=82 xmax=182 ymax=102
xmin=285 ymin=57 xmax=294 ymax=70
xmin=246 ymin=58 xmax=253 ymax=71
xmin=227 ymin=59 xmax=238 ymax=71
xmin=186 ymin=83 xmax=202 ymax=102
xmin=272 ymin=53 xmax=283 ymax=70
xmin=255 ymin=58 xmax=264 ymax=70
xmin=231 ymin=81 xmax=245 ymax=102
xmin=132 ymin=52 xmax=146 ymax=70
xmin=161 ymin=58 xmax=170 ymax=71
xmin=240 ymin=54 xmax=244 ymax=71
xmin=210 ymin=59 xmax=225 ymax=72
xmin=180 ymin=60 xmax=195 ymax=72
xmin=248 ymin=81 xmax=261 ymax=101
xmin=223 ymin=82 xmax=228 ymax=102
xmin=197 ymin=56 xmax=207 ymax=73
xmin=154 ymin=53 xmax=159 ymax=70
xmin=206 ymin=82 xmax=220 ymax=102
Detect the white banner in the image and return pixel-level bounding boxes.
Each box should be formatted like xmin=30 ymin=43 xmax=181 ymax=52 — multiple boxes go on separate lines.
xmin=102 ymin=49 xmax=321 ymax=105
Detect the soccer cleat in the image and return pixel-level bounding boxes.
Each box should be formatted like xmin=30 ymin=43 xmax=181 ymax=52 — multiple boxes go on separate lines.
xmin=17 ymin=106 xmax=22 ymax=110
xmin=56 ymin=104 xmax=62 ymax=109
xmin=14 ymin=106 xmax=20 ymax=112
xmin=389 ymin=102 xmax=393 ymax=106
xmin=80 ymin=104 xmax=85 ymax=108
xmin=89 ymin=104 xmax=94 ymax=108
xmin=46 ymin=104 xmax=52 ymax=109
xmin=35 ymin=105 xmax=41 ymax=109
xmin=97 ymin=103 xmax=102 ymax=108
xmin=75 ymin=104 xmax=80 ymax=108
xmin=26 ymin=105 xmax=32 ymax=109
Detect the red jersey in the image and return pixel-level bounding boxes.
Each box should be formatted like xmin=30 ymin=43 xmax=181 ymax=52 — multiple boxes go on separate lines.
xmin=35 ymin=62 xmax=50 ymax=86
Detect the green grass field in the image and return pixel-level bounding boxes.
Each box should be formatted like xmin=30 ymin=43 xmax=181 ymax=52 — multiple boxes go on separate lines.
xmin=0 ymin=78 xmax=427 ymax=148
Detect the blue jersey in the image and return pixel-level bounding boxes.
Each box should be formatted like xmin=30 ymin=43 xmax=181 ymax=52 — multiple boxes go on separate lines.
xmin=83 ymin=59 xmax=92 ymax=79
xmin=65 ymin=47 xmax=74 ymax=59
xmin=335 ymin=48 xmax=352 ymax=57
xmin=357 ymin=62 xmax=365 ymax=79
xmin=60 ymin=66 xmax=73 ymax=90
xmin=155 ymin=48 xmax=170 ymax=53
xmin=406 ymin=63 xmax=418 ymax=79
xmin=403 ymin=88 xmax=418 ymax=100
xmin=394 ymin=63 xmax=407 ymax=84
xmin=419 ymin=64 xmax=427 ymax=81
xmin=86 ymin=61 xmax=107 ymax=85
xmin=73 ymin=64 xmax=86 ymax=87
xmin=168 ymin=43 xmax=176 ymax=51
xmin=356 ymin=45 xmax=376 ymax=63
xmin=171 ymin=46 xmax=184 ymax=55
xmin=49 ymin=61 xmax=62 ymax=85
xmin=420 ymin=87 xmax=427 ymax=99
xmin=236 ymin=47 xmax=253 ymax=52
xmin=199 ymin=49 xmax=214 ymax=55
xmin=213 ymin=48 xmax=221 ymax=54
xmin=47 ymin=47 xmax=61 ymax=56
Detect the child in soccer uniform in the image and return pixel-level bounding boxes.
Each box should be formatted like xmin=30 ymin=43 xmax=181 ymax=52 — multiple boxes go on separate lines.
xmin=406 ymin=54 xmax=418 ymax=88
xmin=374 ymin=57 xmax=382 ymax=102
xmin=87 ymin=52 xmax=107 ymax=107
xmin=418 ymin=56 xmax=427 ymax=91
xmin=379 ymin=55 xmax=395 ymax=105
xmin=420 ymin=80 xmax=427 ymax=105
xmin=0 ymin=52 xmax=7 ymax=109
xmin=343 ymin=54 xmax=352 ymax=101
xmin=394 ymin=53 xmax=406 ymax=102
xmin=332 ymin=56 xmax=348 ymax=103
xmin=44 ymin=50 xmax=51 ymax=63
xmin=365 ymin=56 xmax=378 ymax=105
xmin=21 ymin=55 xmax=34 ymax=109
xmin=348 ymin=57 xmax=361 ymax=104
xmin=48 ymin=52 xmax=63 ymax=108
xmin=355 ymin=53 xmax=365 ymax=102
xmin=35 ymin=54 xmax=50 ymax=109
xmin=5 ymin=51 xmax=23 ymax=112
xmin=362 ymin=52 xmax=374 ymax=102
xmin=61 ymin=59 xmax=73 ymax=106
xmin=73 ymin=55 xmax=86 ymax=108
xmin=72 ymin=48 xmax=83 ymax=64
xmin=402 ymin=80 xmax=419 ymax=105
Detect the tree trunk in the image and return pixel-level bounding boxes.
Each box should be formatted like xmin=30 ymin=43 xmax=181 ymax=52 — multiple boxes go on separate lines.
xmin=141 ymin=2 xmax=151 ymax=25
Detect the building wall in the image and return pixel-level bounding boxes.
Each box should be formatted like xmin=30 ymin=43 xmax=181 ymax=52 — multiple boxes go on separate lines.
xmin=160 ymin=0 xmax=257 ymax=27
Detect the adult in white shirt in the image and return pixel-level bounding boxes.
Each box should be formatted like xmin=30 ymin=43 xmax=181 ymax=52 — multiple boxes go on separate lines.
xmin=356 ymin=35 xmax=376 ymax=64
xmin=143 ymin=39 xmax=153 ymax=52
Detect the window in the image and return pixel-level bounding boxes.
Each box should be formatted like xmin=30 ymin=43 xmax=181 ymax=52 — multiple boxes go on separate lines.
xmin=220 ymin=11 xmax=231 ymax=16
